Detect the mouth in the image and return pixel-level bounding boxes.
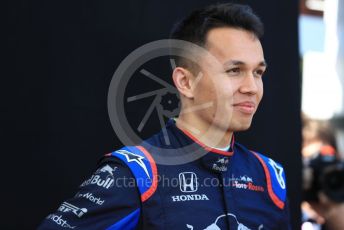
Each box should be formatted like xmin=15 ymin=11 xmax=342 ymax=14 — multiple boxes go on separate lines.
xmin=232 ymin=101 xmax=256 ymax=115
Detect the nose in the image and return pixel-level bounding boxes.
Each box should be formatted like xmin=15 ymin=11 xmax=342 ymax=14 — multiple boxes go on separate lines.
xmin=239 ymin=73 xmax=259 ymax=95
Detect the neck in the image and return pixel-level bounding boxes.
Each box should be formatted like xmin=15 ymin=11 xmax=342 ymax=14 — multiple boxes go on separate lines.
xmin=176 ymin=112 xmax=233 ymax=149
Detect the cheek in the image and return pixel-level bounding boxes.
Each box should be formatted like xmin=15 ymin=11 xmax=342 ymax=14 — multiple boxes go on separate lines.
xmin=213 ymin=83 xmax=235 ymax=112
xmin=218 ymin=79 xmax=235 ymax=99
xmin=193 ymin=84 xmax=217 ymax=119
xmin=194 ymin=78 xmax=217 ymax=104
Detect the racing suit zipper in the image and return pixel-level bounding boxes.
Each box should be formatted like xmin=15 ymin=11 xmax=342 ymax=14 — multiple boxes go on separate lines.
xmin=219 ymin=173 xmax=231 ymax=229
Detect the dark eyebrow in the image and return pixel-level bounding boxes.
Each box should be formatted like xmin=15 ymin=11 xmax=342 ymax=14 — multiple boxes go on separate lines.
xmin=259 ymin=61 xmax=268 ymax=68
xmin=224 ymin=60 xmax=268 ymax=68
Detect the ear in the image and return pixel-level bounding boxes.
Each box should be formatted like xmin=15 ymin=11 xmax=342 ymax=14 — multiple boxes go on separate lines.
xmin=172 ymin=67 xmax=195 ymax=99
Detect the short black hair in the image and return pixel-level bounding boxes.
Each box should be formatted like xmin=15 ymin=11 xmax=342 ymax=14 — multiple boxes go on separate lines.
xmin=170 ymin=3 xmax=264 ymax=69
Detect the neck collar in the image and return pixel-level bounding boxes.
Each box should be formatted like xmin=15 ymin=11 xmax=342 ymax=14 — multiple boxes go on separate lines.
xmin=172 ymin=119 xmax=235 ymax=156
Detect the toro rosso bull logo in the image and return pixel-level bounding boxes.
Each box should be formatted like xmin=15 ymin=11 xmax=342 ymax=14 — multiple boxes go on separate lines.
xmin=186 ymin=213 xmax=264 ymax=230
xmin=96 ymin=164 xmax=117 ymax=176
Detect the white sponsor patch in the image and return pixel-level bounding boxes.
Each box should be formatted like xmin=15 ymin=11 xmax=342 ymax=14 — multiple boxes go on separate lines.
xmin=116 ymin=149 xmax=150 ymax=178
xmin=179 ymin=172 xmax=198 ymax=193
xmin=46 ymin=214 xmax=76 ymax=229
xmin=268 ymin=159 xmax=286 ymax=189
xmin=58 ymin=202 xmax=87 ymax=218
xmin=80 ymin=164 xmax=117 ymax=189
xmin=171 ymin=194 xmax=209 ymax=202
xmin=186 ymin=213 xmax=262 ymax=230
xmin=171 ymin=172 xmax=209 ymax=202
xmin=75 ymin=192 xmax=105 ymax=205
xmin=80 ymin=175 xmax=114 ymax=189
xmin=230 ymin=174 xmax=264 ymax=192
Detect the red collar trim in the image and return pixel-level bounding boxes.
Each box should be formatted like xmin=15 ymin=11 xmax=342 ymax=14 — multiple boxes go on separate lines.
xmin=177 ymin=127 xmax=234 ymax=156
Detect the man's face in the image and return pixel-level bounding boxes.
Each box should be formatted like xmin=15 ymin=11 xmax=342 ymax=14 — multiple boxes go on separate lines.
xmin=191 ymin=27 xmax=266 ymax=132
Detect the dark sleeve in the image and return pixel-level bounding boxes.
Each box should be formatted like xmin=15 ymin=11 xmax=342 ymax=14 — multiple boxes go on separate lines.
xmin=279 ymin=199 xmax=292 ymax=230
xmin=37 ymin=157 xmax=141 ymax=230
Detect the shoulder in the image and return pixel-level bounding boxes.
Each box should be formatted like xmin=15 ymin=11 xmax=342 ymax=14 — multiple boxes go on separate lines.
xmin=105 ymin=146 xmax=158 ymax=202
xmin=235 ymin=143 xmax=287 ymax=209
xmin=38 ymin=153 xmax=142 ymax=230
xmin=253 ymin=150 xmax=287 ymax=209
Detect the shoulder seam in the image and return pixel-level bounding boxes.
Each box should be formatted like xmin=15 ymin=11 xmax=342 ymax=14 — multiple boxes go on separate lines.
xmin=250 ymin=151 xmax=285 ymax=209
xmin=111 ymin=146 xmax=158 ymax=203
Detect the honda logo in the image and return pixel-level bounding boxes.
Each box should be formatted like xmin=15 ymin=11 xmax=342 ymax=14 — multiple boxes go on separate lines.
xmin=179 ymin=172 xmax=198 ymax=192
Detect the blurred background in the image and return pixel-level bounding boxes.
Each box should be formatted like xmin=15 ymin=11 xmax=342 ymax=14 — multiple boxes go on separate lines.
xmin=4 ymin=0 xmax=343 ymax=229
xmin=299 ymin=1 xmax=344 ymax=229
xmin=299 ymin=0 xmax=344 ymax=152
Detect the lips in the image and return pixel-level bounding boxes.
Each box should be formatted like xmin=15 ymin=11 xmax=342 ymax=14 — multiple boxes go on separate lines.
xmin=232 ymin=101 xmax=256 ymax=114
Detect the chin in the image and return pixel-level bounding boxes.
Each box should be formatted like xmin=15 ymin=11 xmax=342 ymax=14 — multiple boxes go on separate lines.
xmin=231 ymin=121 xmax=252 ymax=132
xmin=213 ymin=117 xmax=253 ymax=132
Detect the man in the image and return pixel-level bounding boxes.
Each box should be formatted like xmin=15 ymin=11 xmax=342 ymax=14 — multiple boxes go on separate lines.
xmin=38 ymin=3 xmax=290 ymax=229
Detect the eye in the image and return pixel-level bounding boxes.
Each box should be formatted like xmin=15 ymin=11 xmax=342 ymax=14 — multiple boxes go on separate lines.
xmin=254 ymin=69 xmax=265 ymax=78
xmin=225 ymin=67 xmax=241 ymax=76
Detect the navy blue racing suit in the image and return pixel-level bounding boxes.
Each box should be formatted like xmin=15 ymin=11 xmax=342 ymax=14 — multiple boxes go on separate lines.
xmin=38 ymin=119 xmax=290 ymax=229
